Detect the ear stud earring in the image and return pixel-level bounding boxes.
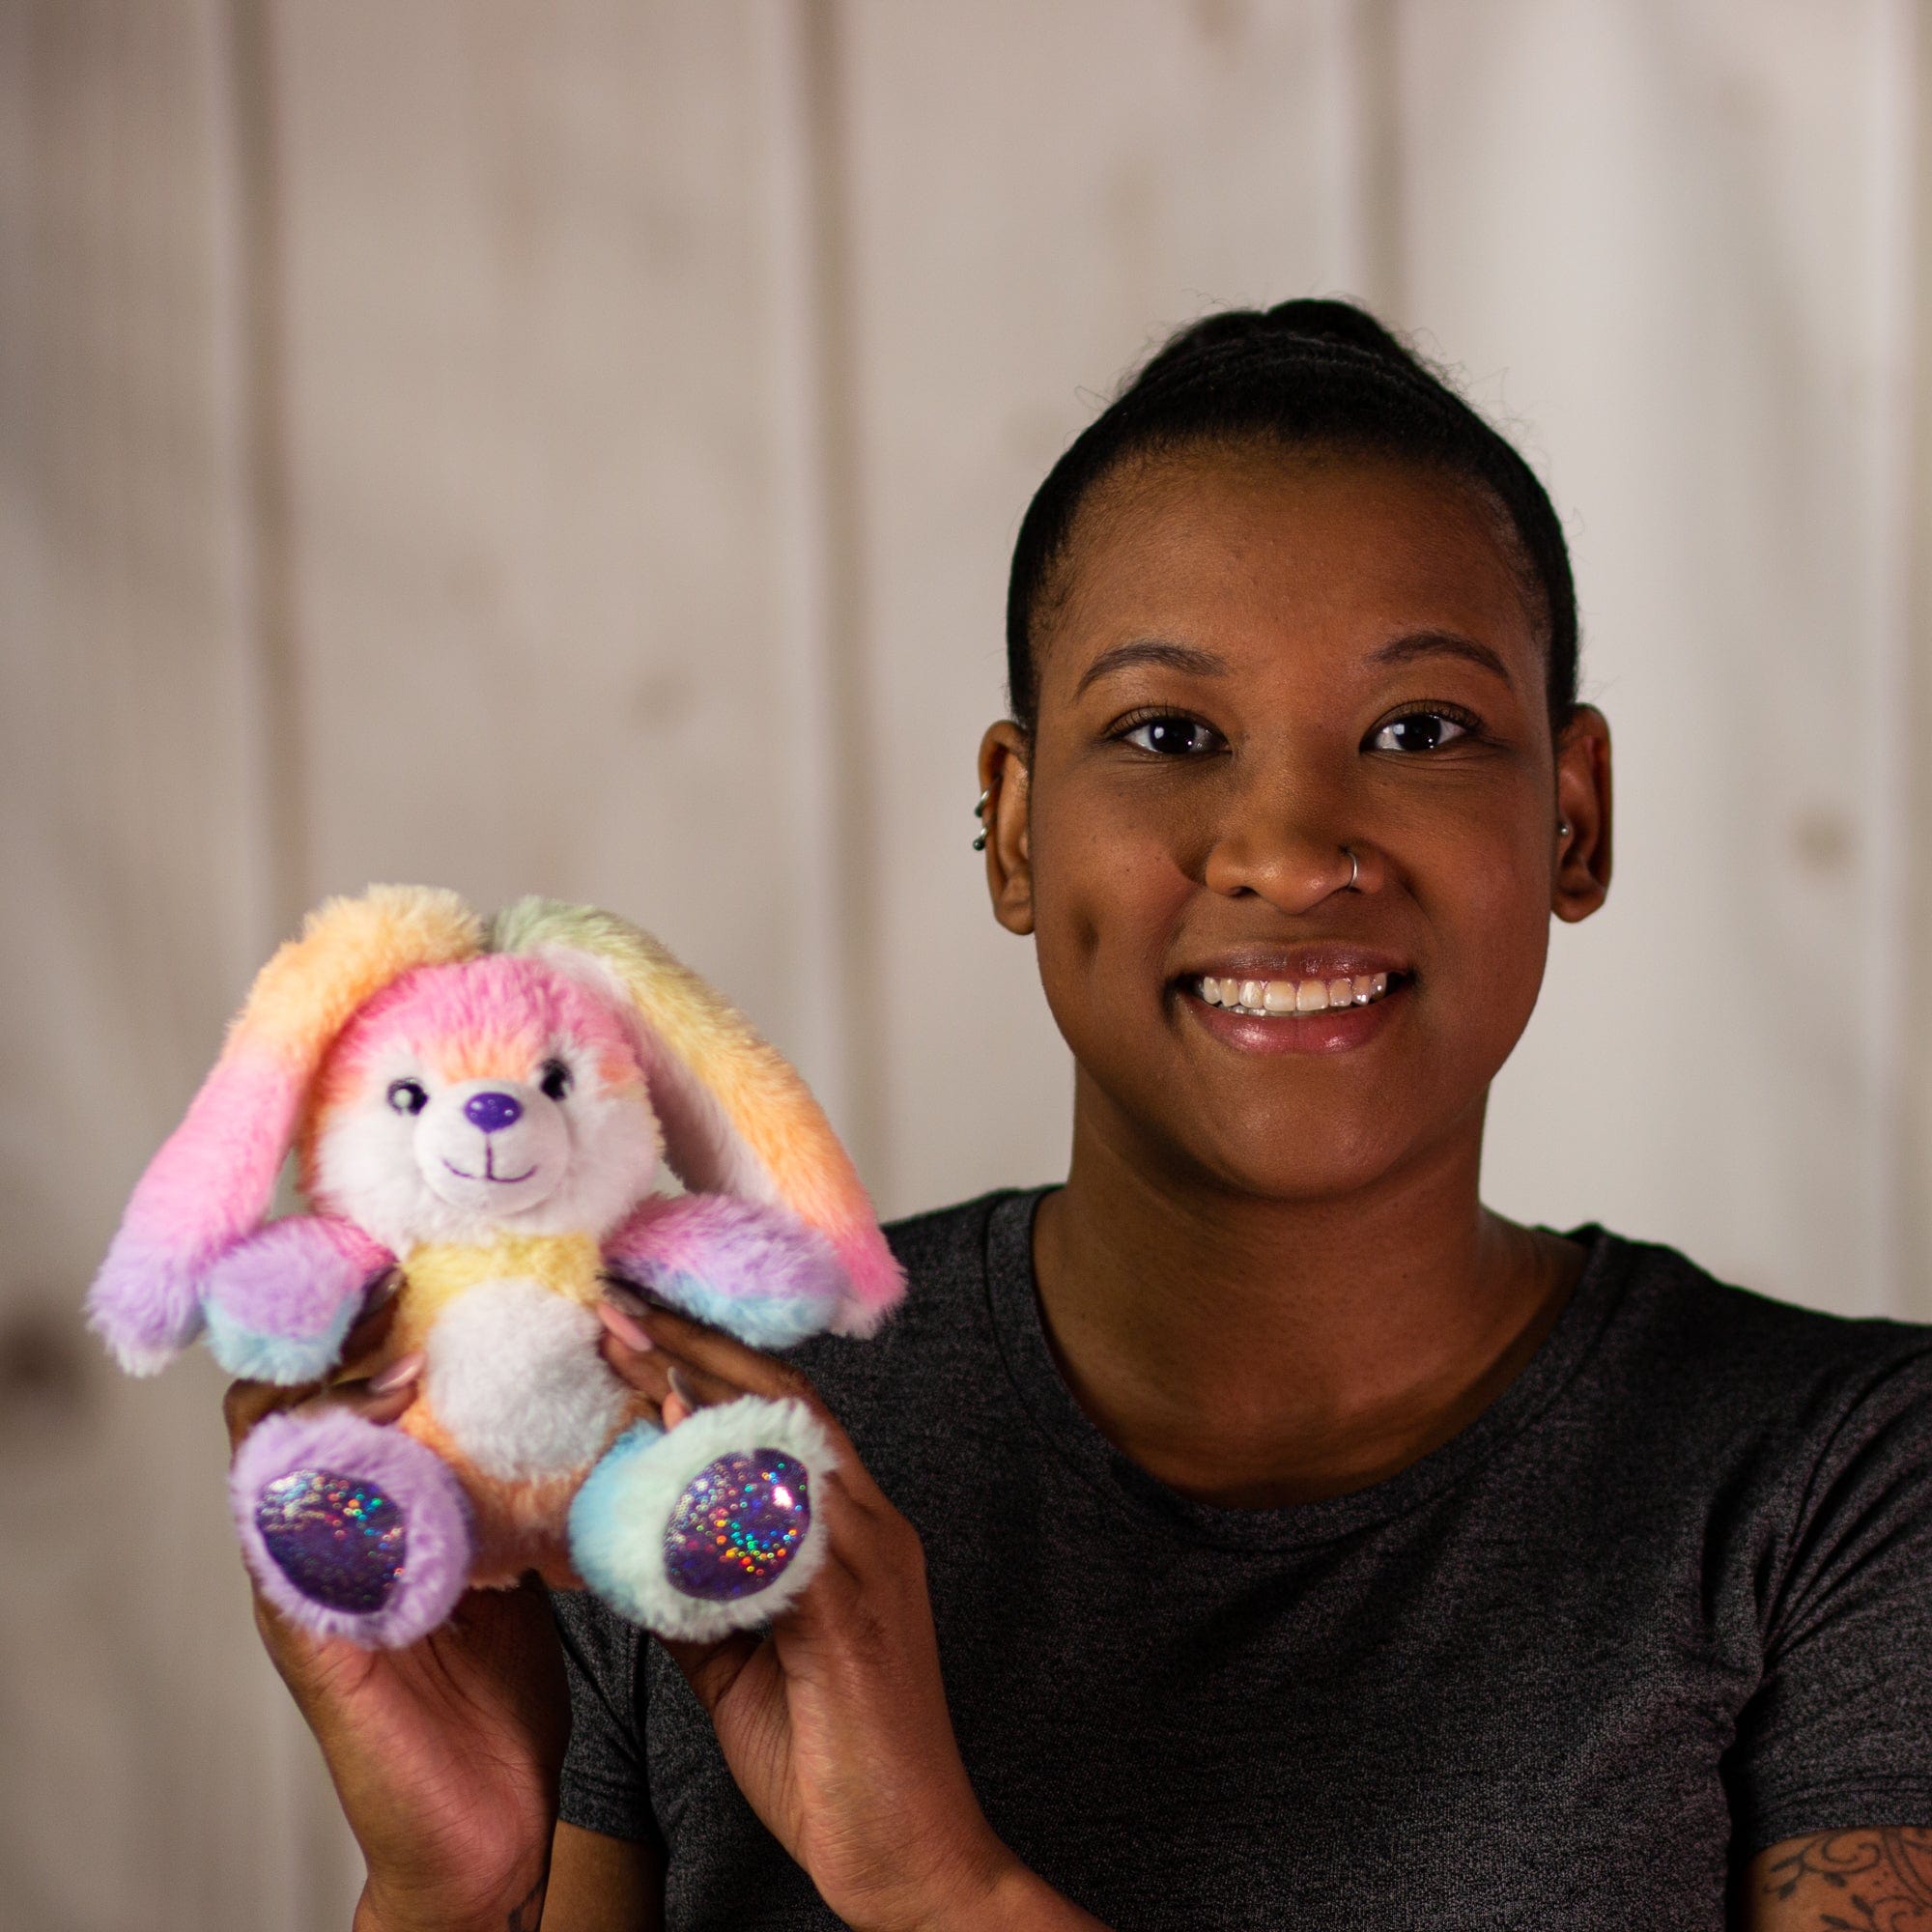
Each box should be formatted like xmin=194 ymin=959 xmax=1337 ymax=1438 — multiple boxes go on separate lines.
xmin=972 ymin=788 xmax=989 ymax=851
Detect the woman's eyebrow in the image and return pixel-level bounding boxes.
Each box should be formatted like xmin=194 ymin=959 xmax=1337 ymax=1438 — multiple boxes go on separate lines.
xmin=1073 ymin=638 xmax=1229 ymax=696
xmin=1371 ymin=630 xmax=1514 ymax=685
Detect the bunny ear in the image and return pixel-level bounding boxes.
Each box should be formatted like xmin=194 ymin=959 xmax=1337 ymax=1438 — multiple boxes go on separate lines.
xmin=494 ymin=898 xmax=905 ymax=1337
xmin=88 ymin=886 xmax=484 ymax=1374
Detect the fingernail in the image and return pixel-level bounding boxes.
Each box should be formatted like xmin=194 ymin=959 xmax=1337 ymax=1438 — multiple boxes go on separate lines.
xmin=368 ymin=1350 xmax=424 ymax=1393
xmin=598 ymin=1298 xmax=654 ymax=1352
xmin=668 ymin=1365 xmax=699 ymax=1408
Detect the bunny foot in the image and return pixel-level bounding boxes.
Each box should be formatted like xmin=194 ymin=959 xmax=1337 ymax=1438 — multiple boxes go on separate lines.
xmin=567 ymin=1396 xmax=836 ymax=1640
xmin=232 ymin=1407 xmax=471 ymax=1646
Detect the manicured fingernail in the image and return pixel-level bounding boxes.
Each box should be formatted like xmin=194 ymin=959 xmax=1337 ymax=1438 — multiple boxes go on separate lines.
xmin=668 ymin=1365 xmax=699 ymax=1408
xmin=598 ymin=1298 xmax=654 ymax=1352
xmin=368 ymin=1350 xmax=424 ymax=1393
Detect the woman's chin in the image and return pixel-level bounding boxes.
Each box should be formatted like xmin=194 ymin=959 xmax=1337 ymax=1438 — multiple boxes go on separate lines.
xmin=1194 ymin=1150 xmax=1402 ymax=1206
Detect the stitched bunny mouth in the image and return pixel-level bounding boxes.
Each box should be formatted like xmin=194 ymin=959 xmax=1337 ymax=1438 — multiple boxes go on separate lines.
xmin=441 ymin=1154 xmax=538 ymax=1186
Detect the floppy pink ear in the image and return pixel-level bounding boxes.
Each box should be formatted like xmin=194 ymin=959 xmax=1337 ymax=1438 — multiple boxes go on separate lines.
xmin=88 ymin=886 xmax=484 ymax=1374
xmin=494 ymin=899 xmax=905 ymax=1337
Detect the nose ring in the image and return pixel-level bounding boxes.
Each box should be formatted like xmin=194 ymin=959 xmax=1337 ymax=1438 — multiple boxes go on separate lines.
xmin=1342 ymin=844 xmax=1361 ymax=892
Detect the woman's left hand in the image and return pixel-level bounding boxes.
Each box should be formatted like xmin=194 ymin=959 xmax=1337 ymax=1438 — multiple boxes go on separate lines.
xmin=594 ymin=1290 xmax=1084 ymax=1932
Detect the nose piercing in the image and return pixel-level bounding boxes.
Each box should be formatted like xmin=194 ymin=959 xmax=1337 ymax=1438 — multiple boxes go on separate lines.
xmin=1342 ymin=845 xmax=1361 ymax=892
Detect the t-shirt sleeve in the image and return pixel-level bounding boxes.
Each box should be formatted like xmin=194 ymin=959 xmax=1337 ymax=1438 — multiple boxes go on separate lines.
xmin=1728 ymin=1347 xmax=1932 ymax=1854
xmin=548 ymin=1587 xmax=652 ymax=1844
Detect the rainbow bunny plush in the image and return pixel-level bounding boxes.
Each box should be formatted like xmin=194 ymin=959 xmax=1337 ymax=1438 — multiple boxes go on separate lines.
xmin=87 ymin=887 xmax=903 ymax=1647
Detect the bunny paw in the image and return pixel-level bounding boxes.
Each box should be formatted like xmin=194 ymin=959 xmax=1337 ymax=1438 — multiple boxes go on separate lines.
xmin=201 ymin=1218 xmax=391 ymax=1384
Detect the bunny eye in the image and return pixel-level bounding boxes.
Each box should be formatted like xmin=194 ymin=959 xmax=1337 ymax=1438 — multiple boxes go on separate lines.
xmin=539 ymin=1059 xmax=573 ymax=1102
xmin=387 ymin=1079 xmax=430 ymax=1116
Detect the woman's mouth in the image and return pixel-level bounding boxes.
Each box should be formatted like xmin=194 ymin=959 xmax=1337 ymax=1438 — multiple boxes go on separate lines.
xmin=1193 ymin=971 xmax=1394 ymax=1016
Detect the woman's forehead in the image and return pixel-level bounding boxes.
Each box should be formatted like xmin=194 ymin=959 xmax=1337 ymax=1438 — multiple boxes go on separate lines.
xmin=1038 ymin=442 xmax=1545 ymax=693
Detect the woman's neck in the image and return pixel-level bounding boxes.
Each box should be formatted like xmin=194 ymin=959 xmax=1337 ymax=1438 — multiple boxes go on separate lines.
xmin=1030 ymin=1078 xmax=1583 ymax=1507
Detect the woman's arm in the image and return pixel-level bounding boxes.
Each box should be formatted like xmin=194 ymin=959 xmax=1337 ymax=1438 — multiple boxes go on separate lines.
xmin=1738 ymin=1830 xmax=1932 ymax=1929
xmin=224 ymin=1295 xmax=576 ymax=1932
xmin=540 ymin=1821 xmax=665 ymax=1932
xmin=597 ymin=1292 xmax=1112 ymax=1932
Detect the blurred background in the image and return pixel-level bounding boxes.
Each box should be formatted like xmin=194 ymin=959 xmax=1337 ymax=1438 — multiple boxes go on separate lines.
xmin=4 ymin=1 xmax=1930 ymax=1924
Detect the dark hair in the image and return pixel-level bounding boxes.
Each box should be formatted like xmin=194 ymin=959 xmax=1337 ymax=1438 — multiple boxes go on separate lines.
xmin=1004 ymin=298 xmax=1578 ymax=731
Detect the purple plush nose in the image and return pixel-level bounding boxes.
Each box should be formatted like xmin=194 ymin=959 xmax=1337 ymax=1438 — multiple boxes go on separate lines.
xmin=464 ymin=1091 xmax=523 ymax=1134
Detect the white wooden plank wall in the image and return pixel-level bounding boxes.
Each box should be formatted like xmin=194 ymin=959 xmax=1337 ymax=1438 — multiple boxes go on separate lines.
xmin=2 ymin=4 xmax=1923 ymax=1924
xmin=0 ymin=6 xmax=335 ymax=1928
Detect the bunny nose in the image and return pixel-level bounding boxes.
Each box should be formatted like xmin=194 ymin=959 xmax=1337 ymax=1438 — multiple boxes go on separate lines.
xmin=464 ymin=1092 xmax=524 ymax=1134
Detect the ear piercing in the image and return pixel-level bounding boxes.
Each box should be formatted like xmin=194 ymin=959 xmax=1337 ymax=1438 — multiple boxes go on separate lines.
xmin=1558 ymin=819 xmax=1572 ymax=838
xmin=972 ymin=787 xmax=989 ymax=851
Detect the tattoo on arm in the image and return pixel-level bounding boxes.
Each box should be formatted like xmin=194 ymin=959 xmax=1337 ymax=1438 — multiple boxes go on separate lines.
xmin=1755 ymin=1829 xmax=1932 ymax=1929
xmin=505 ymin=1870 xmax=548 ymax=1932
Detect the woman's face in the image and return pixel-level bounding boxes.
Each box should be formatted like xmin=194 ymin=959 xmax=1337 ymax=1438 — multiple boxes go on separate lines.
xmin=980 ymin=440 xmax=1611 ymax=1201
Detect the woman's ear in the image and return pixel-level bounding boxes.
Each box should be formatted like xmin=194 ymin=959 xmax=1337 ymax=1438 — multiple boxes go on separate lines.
xmin=978 ymin=719 xmax=1035 ymax=935
xmin=1552 ymin=704 xmax=1613 ymax=923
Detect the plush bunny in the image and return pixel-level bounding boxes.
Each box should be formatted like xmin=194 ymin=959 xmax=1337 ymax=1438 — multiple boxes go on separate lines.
xmin=87 ymin=887 xmax=903 ymax=1647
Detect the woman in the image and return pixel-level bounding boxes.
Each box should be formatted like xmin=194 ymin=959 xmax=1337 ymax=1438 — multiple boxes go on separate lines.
xmin=226 ymin=302 xmax=1932 ymax=1930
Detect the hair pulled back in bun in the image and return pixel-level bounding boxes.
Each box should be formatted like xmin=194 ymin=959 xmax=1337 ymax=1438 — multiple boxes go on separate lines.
xmin=1005 ymin=298 xmax=1578 ymax=731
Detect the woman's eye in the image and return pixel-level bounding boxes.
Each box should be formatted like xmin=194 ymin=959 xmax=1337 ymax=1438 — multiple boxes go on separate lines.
xmin=1122 ymin=715 xmax=1218 ymax=756
xmin=539 ymin=1059 xmax=573 ymax=1102
xmin=386 ymin=1079 xmax=430 ymax=1116
xmin=1369 ymin=712 xmax=1472 ymax=753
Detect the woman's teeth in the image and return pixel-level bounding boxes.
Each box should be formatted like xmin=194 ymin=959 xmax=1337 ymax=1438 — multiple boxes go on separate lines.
xmin=1195 ymin=972 xmax=1392 ymax=1015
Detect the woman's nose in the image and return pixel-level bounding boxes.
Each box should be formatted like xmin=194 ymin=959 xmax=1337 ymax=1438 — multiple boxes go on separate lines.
xmin=464 ymin=1091 xmax=524 ymax=1134
xmin=1201 ymin=791 xmax=1371 ymax=910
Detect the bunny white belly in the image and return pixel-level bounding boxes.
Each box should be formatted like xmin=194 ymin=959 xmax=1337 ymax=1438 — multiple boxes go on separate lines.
xmin=421 ymin=1278 xmax=629 ymax=1481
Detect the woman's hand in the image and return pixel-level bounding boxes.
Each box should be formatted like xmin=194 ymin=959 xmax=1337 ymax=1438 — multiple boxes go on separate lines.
xmin=223 ymin=1291 xmax=570 ymax=1932
xmin=595 ymin=1289 xmax=1108 ymax=1932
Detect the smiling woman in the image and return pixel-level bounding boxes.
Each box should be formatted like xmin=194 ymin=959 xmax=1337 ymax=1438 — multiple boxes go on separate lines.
xmin=225 ymin=305 xmax=1932 ymax=1932
xmin=518 ymin=307 xmax=1932 ymax=1930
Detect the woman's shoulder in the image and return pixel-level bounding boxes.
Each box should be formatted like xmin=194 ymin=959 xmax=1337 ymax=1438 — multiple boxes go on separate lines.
xmin=1570 ymin=1221 xmax=1932 ymax=1440
xmin=790 ymin=1185 xmax=1039 ymax=1392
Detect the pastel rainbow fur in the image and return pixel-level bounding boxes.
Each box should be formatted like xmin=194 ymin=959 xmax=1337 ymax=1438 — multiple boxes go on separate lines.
xmin=87 ymin=884 xmax=904 ymax=1644
xmin=89 ymin=886 xmax=903 ymax=1373
xmin=492 ymin=897 xmax=903 ymax=1338
xmin=88 ymin=889 xmax=480 ymax=1374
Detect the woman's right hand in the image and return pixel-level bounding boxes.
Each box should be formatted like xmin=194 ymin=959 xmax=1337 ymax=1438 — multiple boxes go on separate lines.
xmin=222 ymin=1292 xmax=572 ymax=1932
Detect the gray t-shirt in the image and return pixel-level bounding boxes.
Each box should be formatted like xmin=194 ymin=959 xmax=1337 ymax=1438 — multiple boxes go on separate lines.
xmin=550 ymin=1186 xmax=1932 ymax=1929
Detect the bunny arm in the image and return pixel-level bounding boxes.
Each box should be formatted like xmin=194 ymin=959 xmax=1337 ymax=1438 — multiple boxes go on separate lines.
xmin=602 ymin=1193 xmax=846 ymax=1350
xmin=201 ymin=1215 xmax=396 ymax=1384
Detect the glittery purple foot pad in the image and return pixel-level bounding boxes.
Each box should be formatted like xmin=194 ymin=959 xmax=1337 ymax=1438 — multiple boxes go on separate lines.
xmin=255 ymin=1467 xmax=407 ymax=1613
xmin=664 ymin=1450 xmax=811 ymax=1602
